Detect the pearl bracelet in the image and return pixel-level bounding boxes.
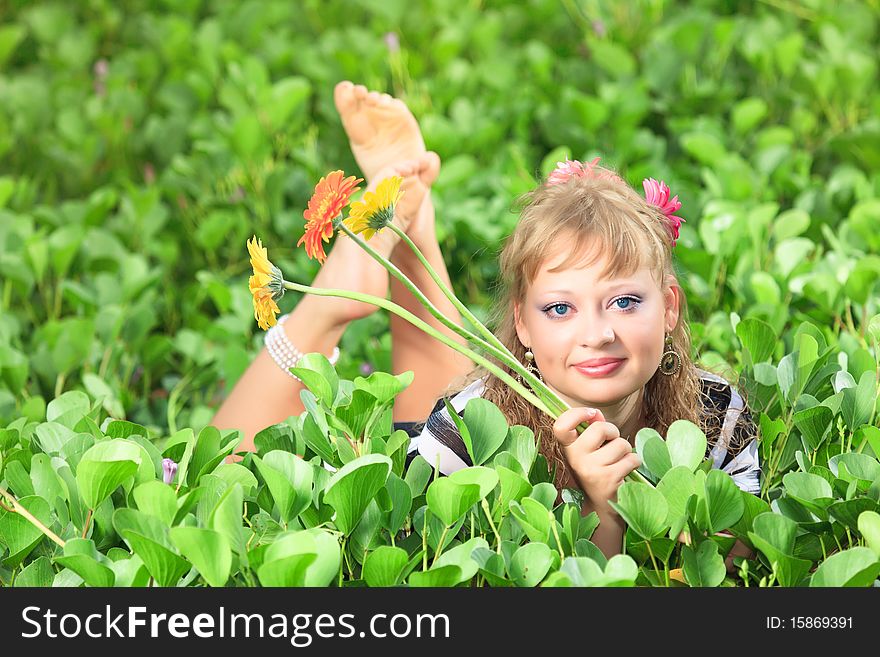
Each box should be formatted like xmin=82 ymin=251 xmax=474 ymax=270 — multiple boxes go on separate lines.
xmin=264 ymin=313 xmax=340 ymax=381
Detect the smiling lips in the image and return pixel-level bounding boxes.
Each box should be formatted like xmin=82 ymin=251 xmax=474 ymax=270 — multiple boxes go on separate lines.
xmin=573 ymin=358 xmax=625 ymax=377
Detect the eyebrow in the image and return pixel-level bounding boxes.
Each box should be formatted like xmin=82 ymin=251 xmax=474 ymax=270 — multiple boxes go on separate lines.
xmin=539 ymin=283 xmax=641 ymax=296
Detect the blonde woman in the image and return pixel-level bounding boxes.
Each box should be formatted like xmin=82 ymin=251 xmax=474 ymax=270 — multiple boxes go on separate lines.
xmin=211 ymin=83 xmax=759 ymax=564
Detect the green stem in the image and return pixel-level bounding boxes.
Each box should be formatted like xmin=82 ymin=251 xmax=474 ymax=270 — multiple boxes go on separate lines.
xmin=549 ymin=511 xmax=566 ymax=561
xmin=283 ymin=279 xmax=553 ymax=416
xmin=432 ymin=526 xmax=450 ymax=566
xmin=645 ymin=540 xmax=661 ymax=586
xmin=481 ymin=499 xmax=502 ymax=553
xmin=342 ymin=222 xmax=567 ymax=417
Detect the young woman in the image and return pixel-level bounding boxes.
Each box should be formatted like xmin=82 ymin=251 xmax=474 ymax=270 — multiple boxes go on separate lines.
xmin=211 ymin=82 xmax=759 ymax=562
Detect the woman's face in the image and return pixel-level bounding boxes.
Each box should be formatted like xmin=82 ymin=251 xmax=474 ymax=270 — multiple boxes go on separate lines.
xmin=514 ymin=240 xmax=681 ymax=408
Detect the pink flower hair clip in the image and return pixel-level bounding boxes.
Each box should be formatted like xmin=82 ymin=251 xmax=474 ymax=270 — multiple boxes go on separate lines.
xmin=642 ymin=178 xmax=685 ymax=247
xmin=547 ymin=157 xmax=624 ymax=186
xmin=546 ymin=157 xmax=685 ymax=247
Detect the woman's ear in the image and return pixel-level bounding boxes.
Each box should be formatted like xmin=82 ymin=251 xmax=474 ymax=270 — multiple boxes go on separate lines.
xmin=663 ymin=275 xmax=682 ymax=332
xmin=514 ymin=301 xmax=531 ymax=347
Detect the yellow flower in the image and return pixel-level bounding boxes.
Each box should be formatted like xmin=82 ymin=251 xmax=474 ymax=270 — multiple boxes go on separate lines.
xmin=343 ymin=176 xmax=404 ymax=241
xmin=247 ymin=236 xmax=284 ymax=330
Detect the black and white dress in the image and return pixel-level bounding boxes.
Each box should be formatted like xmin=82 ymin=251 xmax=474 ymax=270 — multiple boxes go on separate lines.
xmin=394 ymin=368 xmax=761 ymax=495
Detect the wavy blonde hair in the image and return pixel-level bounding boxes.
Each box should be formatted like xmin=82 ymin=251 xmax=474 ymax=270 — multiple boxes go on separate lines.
xmin=443 ymin=166 xmax=754 ymax=491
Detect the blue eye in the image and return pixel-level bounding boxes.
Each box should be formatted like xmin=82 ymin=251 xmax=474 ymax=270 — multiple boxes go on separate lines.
xmin=613 ymin=296 xmax=641 ymax=312
xmin=542 ymin=303 xmax=572 ymax=319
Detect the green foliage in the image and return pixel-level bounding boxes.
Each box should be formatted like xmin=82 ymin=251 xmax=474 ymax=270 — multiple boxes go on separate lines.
xmin=1 ymin=0 xmax=879 ymax=587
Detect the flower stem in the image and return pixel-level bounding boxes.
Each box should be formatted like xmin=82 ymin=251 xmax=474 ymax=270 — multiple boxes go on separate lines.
xmin=338 ymin=223 xmax=550 ymax=398
xmin=386 ymin=222 xmax=569 ymax=417
xmin=282 ymin=280 xmax=553 ymax=416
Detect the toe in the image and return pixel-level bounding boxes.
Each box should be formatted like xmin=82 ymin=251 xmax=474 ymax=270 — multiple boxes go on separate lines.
xmin=380 ymin=93 xmax=393 ymax=105
xmin=419 ymin=151 xmax=441 ymax=186
xmin=366 ymin=91 xmax=382 ymax=105
xmin=333 ymin=80 xmax=357 ymax=113
xmin=353 ymin=85 xmax=368 ymax=100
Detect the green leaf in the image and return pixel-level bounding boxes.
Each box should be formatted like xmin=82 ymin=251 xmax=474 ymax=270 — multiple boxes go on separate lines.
xmin=792 ymin=405 xmax=832 ymax=450
xmin=354 ymin=370 xmax=412 ymax=404
xmin=426 ymin=477 xmax=481 ymax=528
xmin=495 ymin=465 xmax=533 ymax=510
xmin=747 ymin=513 xmax=812 ymax=587
xmin=258 ymin=529 xmax=340 ymax=587
xmin=323 ymin=454 xmax=392 ymax=534
xmin=46 ymin=390 xmax=92 ymax=429
xmin=858 ymin=511 xmax=880 ymax=558
xmin=731 ymin=97 xmax=768 ymax=134
xmin=112 ymin=509 xmax=189 ymax=587
xmin=0 ymin=495 xmax=53 ymax=567
xmin=462 ymin=398 xmax=509 ymax=465
xmin=641 ymin=434 xmax=672 ymax=481
xmin=133 ymin=480 xmax=178 ymax=526
xmin=736 ymin=317 xmax=776 ymax=364
xmin=609 ymin=482 xmax=669 ymax=540
xmin=810 ymin=547 xmax=880 ymax=587
xmin=76 ymin=441 xmax=142 ymax=509
xmin=771 ymin=209 xmax=810 ymax=241
xmin=682 ymin=541 xmax=726 ymax=588
xmin=840 ymin=370 xmax=878 ymax=432
xmin=434 ymin=537 xmax=490 ymax=584
xmin=169 ymin=527 xmax=232 ymax=587
xmin=53 ymin=538 xmax=115 ymax=587
xmin=33 ymin=422 xmax=77 ymax=455
xmin=509 ymin=542 xmax=554 ymax=587
xmin=443 ymin=398 xmax=474 ymax=464
xmin=783 ymin=472 xmax=833 ymax=501
xmin=289 ymin=352 xmax=339 ymax=406
xmin=382 ymin=472 xmax=412 ymax=535
xmin=252 ymin=451 xmax=314 ymax=524
xmin=403 ymin=454 xmax=433 ymax=498
xmin=665 ymin=420 xmax=707 ymax=472
xmin=702 ymin=469 xmax=745 ymax=534
xmin=830 ymin=452 xmax=880 ymax=482
xmin=253 ymin=424 xmax=295 ymax=455
xmin=509 ymin=497 xmax=553 ymax=543
xmin=408 ymin=564 xmax=463 ymax=587
xmin=15 ymin=557 xmax=54 ymax=587
xmin=209 ymin=484 xmax=246 ymax=554
xmin=363 ymin=545 xmax=410 ymax=587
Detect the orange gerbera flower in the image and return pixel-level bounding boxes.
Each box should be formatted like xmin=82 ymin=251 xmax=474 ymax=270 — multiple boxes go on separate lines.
xmin=297 ymin=170 xmax=363 ymax=262
xmin=248 ymin=236 xmax=284 ymax=330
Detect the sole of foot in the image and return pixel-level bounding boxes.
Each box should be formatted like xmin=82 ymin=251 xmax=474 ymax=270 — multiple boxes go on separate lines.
xmin=334 ymin=80 xmax=426 ymax=182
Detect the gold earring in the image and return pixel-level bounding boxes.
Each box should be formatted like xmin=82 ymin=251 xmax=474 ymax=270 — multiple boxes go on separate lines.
xmin=523 ymin=347 xmax=543 ymax=382
xmin=659 ymin=333 xmax=681 ymax=376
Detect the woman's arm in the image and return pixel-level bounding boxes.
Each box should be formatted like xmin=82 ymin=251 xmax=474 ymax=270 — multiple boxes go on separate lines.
xmin=581 ymin=499 xmax=627 ymax=559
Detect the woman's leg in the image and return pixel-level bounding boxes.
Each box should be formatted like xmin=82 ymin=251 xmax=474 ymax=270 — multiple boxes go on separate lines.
xmin=210 ymin=158 xmax=433 ymax=453
xmin=334 ymin=83 xmax=473 ymax=423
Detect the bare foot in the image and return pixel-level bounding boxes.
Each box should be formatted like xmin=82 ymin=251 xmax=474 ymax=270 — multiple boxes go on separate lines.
xmin=308 ymin=154 xmax=438 ymax=325
xmin=334 ymin=81 xmax=426 ymax=180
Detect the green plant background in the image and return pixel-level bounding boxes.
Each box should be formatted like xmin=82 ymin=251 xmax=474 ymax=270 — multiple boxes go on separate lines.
xmin=1 ymin=0 xmax=879 ymax=587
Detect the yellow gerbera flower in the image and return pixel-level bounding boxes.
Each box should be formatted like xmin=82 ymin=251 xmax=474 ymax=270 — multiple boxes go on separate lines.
xmin=247 ymin=236 xmax=284 ymax=330
xmin=343 ymin=176 xmax=404 ymax=241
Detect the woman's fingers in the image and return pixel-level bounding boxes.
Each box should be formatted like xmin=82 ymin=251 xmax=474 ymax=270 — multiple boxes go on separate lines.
xmin=594 ymin=436 xmax=631 ymax=466
xmin=552 ymin=407 xmax=606 ymax=448
xmin=609 ymin=452 xmax=642 ymax=482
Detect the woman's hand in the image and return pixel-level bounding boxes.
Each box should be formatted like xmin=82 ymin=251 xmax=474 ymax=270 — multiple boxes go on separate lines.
xmin=553 ymin=406 xmax=642 ymax=512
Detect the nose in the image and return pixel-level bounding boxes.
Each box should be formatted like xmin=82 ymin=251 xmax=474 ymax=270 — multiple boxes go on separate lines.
xmin=579 ymin=316 xmax=615 ymax=347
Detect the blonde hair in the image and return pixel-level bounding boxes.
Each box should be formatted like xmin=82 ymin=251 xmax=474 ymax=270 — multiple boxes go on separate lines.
xmin=443 ymin=166 xmax=754 ymax=491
